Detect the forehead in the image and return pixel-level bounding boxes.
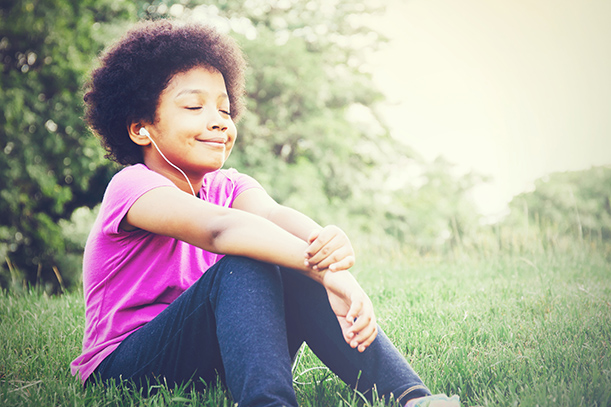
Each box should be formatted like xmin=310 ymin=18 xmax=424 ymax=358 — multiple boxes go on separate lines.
xmin=164 ymin=65 xmax=226 ymax=94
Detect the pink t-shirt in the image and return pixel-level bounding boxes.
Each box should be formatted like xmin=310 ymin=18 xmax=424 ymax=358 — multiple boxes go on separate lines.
xmin=70 ymin=164 xmax=263 ymax=383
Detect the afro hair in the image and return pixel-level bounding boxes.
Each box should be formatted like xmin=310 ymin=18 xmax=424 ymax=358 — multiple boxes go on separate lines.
xmin=83 ymin=19 xmax=246 ymax=165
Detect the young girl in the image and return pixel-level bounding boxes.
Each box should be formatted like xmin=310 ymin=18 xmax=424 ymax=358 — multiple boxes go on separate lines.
xmin=70 ymin=20 xmax=460 ymax=407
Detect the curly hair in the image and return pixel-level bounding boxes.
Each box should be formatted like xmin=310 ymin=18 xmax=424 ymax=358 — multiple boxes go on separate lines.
xmin=84 ymin=20 xmax=246 ymax=165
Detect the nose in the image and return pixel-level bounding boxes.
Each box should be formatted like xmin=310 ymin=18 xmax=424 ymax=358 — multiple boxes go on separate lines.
xmin=207 ymin=110 xmax=229 ymax=132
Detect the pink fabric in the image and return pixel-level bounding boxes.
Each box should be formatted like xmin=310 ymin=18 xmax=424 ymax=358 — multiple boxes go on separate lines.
xmin=70 ymin=164 xmax=262 ymax=383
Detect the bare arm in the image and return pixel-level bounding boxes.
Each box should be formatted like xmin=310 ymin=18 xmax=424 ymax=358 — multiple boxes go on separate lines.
xmin=232 ymin=188 xmax=355 ymax=271
xmin=230 ymin=188 xmax=374 ymax=351
xmin=231 ymin=187 xmax=320 ymax=240
xmin=123 ymin=186 xmax=374 ymax=350
xmin=123 ymin=186 xmax=324 ymax=283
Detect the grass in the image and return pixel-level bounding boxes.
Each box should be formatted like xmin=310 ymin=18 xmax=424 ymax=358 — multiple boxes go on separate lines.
xmin=1 ymin=249 xmax=610 ymax=406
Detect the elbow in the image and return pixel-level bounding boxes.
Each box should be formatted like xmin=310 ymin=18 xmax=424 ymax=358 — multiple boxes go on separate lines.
xmin=201 ymin=212 xmax=233 ymax=254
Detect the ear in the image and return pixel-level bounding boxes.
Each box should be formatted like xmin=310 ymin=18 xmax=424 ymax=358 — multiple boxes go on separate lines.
xmin=127 ymin=122 xmax=152 ymax=146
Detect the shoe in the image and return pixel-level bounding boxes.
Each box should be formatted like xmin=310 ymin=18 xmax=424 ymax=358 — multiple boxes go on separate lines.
xmin=405 ymin=394 xmax=461 ymax=407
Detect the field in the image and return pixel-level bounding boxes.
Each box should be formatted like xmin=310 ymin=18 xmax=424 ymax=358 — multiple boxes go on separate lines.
xmin=1 ymin=249 xmax=610 ymax=406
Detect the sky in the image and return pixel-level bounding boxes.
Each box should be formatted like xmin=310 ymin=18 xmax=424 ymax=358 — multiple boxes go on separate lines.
xmin=368 ymin=0 xmax=611 ymax=220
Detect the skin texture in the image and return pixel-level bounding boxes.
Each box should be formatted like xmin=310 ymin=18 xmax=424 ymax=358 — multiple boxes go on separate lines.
xmin=83 ymin=20 xmax=247 ymax=167
xmin=124 ymin=66 xmax=377 ymax=352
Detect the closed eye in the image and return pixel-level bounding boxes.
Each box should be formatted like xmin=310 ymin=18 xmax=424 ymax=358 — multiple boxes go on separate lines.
xmin=220 ymin=110 xmax=231 ymax=116
xmin=186 ymin=107 xmax=202 ymax=110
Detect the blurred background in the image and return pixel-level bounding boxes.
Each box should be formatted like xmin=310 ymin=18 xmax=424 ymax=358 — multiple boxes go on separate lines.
xmin=1 ymin=0 xmax=610 ymax=293
xmin=370 ymin=0 xmax=611 ymax=221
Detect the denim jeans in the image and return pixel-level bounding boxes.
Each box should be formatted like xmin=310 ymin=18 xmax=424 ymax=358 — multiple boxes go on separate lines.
xmin=91 ymin=256 xmax=430 ymax=406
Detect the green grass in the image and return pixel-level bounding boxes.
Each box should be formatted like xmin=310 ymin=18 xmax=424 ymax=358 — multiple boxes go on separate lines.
xmin=1 ymin=250 xmax=610 ymax=406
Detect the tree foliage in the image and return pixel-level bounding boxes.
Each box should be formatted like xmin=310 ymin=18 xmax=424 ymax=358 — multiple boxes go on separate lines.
xmin=381 ymin=157 xmax=486 ymax=253
xmin=0 ymin=0 xmax=135 ymax=289
xmin=161 ymin=0 xmax=485 ymax=249
xmin=161 ymin=0 xmax=403 ymax=228
xmin=505 ymin=166 xmax=611 ymax=243
xmin=1 ymin=0 xmax=488 ymax=291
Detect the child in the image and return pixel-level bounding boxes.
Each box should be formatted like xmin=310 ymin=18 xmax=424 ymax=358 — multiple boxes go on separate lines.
xmin=70 ymin=19 xmax=460 ymax=407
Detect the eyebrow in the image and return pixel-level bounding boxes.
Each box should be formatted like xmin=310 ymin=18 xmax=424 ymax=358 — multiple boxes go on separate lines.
xmin=175 ymin=89 xmax=228 ymax=100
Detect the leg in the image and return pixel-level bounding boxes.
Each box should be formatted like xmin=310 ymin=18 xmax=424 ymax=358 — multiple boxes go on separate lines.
xmin=92 ymin=256 xmax=298 ymax=407
xmin=281 ymin=267 xmax=431 ymax=405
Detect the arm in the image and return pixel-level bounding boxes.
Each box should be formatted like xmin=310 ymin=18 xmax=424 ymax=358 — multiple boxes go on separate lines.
xmin=231 ymin=188 xmax=375 ymax=351
xmin=231 ymin=187 xmax=319 ymax=241
xmin=322 ymin=270 xmax=378 ymax=352
xmin=232 ymin=188 xmax=355 ymax=271
xmin=123 ymin=186 xmax=323 ymax=282
xmin=125 ymin=186 xmax=375 ymax=349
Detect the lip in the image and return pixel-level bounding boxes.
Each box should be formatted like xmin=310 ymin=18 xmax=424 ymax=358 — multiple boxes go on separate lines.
xmin=196 ymin=137 xmax=227 ymax=146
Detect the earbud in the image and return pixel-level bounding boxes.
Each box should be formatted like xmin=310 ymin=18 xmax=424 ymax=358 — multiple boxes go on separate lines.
xmin=136 ymin=125 xmax=197 ymax=197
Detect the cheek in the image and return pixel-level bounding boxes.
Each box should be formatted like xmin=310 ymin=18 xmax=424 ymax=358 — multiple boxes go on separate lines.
xmin=225 ymin=139 xmax=235 ymax=159
xmin=227 ymin=124 xmax=237 ymax=145
xmin=225 ymin=128 xmax=237 ymax=159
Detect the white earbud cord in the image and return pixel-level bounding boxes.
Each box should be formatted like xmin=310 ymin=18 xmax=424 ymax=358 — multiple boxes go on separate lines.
xmin=221 ymin=171 xmax=235 ymax=208
xmin=143 ymin=131 xmax=197 ymax=197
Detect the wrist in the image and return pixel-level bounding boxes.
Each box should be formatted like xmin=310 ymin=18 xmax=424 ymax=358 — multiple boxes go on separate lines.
xmin=310 ymin=267 xmax=327 ymax=285
xmin=322 ymin=269 xmax=356 ymax=296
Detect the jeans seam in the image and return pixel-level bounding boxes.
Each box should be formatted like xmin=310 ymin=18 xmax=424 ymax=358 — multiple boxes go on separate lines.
xmin=397 ymin=384 xmax=429 ymax=404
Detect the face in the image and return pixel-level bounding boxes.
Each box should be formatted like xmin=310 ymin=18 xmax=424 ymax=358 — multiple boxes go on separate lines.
xmin=141 ymin=66 xmax=237 ymax=183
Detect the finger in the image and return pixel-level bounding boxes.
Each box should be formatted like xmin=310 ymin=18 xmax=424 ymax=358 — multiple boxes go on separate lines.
xmin=350 ymin=322 xmax=376 ymax=349
xmin=346 ymin=301 xmax=375 ymax=344
xmin=306 ymin=237 xmax=344 ymax=266
xmin=356 ymin=325 xmax=378 ymax=352
xmin=307 ymin=228 xmax=321 ymax=244
xmin=307 ymin=231 xmax=348 ymax=264
xmin=343 ymin=324 xmax=355 ymax=345
xmin=304 ymin=229 xmax=334 ymax=259
xmin=348 ymin=311 xmax=372 ymax=336
xmin=349 ymin=313 xmax=377 ymax=348
xmin=345 ymin=298 xmax=363 ymax=327
xmin=309 ymin=248 xmax=341 ymax=270
xmin=329 ymin=255 xmax=355 ymax=271
xmin=323 ymin=251 xmax=355 ymax=272
xmin=306 ymin=227 xmax=338 ymax=255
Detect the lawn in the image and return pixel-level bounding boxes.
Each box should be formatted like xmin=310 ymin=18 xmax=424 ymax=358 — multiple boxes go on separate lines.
xmin=1 ymin=249 xmax=610 ymax=406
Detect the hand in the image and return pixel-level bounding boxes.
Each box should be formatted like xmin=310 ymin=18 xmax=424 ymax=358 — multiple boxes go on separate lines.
xmin=304 ymin=225 xmax=355 ymax=272
xmin=322 ymin=270 xmax=378 ymax=352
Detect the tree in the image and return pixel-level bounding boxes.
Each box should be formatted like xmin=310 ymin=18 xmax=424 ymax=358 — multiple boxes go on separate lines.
xmin=505 ymin=166 xmax=611 ymax=245
xmin=152 ymin=0 xmax=422 ymax=232
xmin=1 ymin=0 xmax=488 ymax=290
xmin=379 ymin=157 xmax=485 ymax=254
xmin=0 ymin=0 xmax=135 ymax=290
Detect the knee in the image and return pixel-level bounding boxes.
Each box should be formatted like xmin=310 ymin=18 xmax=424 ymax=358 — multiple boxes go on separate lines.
xmin=216 ymin=256 xmax=281 ymax=286
xmin=221 ymin=255 xmax=276 ymax=274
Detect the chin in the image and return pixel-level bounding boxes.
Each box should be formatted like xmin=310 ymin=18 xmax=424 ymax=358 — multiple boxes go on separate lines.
xmin=204 ymin=161 xmax=225 ymax=172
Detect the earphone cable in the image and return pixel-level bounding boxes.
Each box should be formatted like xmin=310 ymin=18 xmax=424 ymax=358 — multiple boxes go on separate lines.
xmin=146 ymin=134 xmax=197 ymax=197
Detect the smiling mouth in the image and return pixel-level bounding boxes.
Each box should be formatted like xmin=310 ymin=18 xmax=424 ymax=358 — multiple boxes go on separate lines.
xmin=197 ymin=138 xmax=226 ymax=146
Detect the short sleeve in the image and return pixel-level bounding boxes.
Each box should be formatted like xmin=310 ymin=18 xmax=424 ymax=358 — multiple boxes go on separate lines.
xmin=200 ymin=168 xmax=264 ymax=208
xmin=227 ymin=169 xmax=264 ymax=207
xmin=101 ymin=164 xmax=176 ymax=235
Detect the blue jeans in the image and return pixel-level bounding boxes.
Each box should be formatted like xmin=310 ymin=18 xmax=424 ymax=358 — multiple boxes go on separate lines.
xmin=91 ymin=256 xmax=430 ymax=406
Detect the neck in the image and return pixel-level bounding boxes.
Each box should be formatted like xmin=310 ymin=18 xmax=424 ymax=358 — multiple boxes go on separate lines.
xmin=144 ymin=158 xmax=203 ymax=197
